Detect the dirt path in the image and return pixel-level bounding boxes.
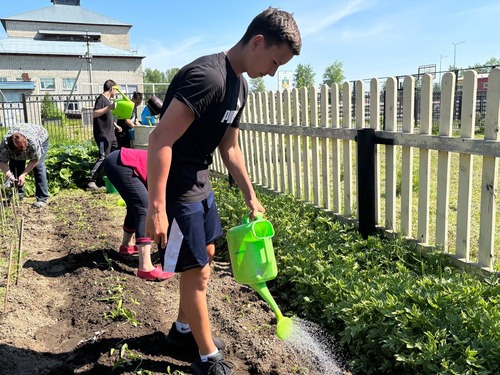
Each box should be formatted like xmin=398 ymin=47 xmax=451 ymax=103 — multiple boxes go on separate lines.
xmin=0 ymin=190 xmax=347 ymax=375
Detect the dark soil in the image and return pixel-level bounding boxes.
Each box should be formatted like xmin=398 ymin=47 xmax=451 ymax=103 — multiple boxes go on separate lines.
xmin=0 ymin=190 xmax=348 ymax=375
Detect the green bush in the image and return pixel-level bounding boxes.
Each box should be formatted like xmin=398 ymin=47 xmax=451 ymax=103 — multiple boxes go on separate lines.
xmin=41 ymin=93 xmax=67 ymax=123
xmin=22 ymin=140 xmax=97 ymax=196
xmin=213 ymin=177 xmax=500 ymax=375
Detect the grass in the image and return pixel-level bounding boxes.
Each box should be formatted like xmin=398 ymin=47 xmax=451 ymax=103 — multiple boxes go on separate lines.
xmin=259 ymin=131 xmax=500 ymax=270
xmin=376 ymin=146 xmax=500 ymax=269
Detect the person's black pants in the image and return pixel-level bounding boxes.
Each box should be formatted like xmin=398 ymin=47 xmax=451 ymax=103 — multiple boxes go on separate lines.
xmin=104 ymin=150 xmax=149 ymax=243
xmin=89 ymin=136 xmax=117 ymax=182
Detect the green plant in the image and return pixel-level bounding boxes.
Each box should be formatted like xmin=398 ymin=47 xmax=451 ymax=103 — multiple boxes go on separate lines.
xmin=213 ymin=176 xmax=500 ymax=374
xmin=41 ymin=93 xmax=67 ymax=122
xmin=99 ymin=283 xmax=140 ymax=327
xmin=93 ymin=252 xmax=115 ymax=271
xmin=22 ymin=140 xmax=97 ymax=197
xmin=110 ymin=343 xmax=147 ymax=372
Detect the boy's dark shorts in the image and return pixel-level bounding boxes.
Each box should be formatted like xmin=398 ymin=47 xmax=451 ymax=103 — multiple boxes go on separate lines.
xmin=160 ymin=190 xmax=223 ymax=273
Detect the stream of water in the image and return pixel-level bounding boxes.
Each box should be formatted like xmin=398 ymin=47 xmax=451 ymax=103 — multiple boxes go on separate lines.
xmin=284 ymin=317 xmax=347 ymax=375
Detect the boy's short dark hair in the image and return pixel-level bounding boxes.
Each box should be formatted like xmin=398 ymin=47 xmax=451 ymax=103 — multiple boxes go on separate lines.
xmin=241 ymin=7 xmax=302 ymax=55
xmin=103 ymin=79 xmax=117 ymax=92
xmin=132 ymin=91 xmax=143 ymax=101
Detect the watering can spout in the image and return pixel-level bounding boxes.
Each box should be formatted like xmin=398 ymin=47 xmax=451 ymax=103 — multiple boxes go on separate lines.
xmin=251 ymin=282 xmax=283 ymax=319
xmin=251 ymin=282 xmax=292 ymax=339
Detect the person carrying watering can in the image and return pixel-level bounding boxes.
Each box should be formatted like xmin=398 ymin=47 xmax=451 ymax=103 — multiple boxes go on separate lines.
xmin=87 ymin=79 xmax=119 ymax=191
xmin=115 ymin=91 xmax=143 ymax=149
xmin=103 ymin=148 xmax=174 ymax=281
xmin=145 ymin=7 xmax=301 ymax=375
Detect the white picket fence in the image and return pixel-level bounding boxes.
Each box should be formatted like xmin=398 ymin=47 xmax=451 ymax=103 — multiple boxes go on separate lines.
xmin=212 ymin=68 xmax=500 ymax=272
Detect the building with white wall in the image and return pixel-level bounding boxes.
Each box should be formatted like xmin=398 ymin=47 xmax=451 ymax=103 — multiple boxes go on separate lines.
xmin=0 ymin=0 xmax=144 ymax=102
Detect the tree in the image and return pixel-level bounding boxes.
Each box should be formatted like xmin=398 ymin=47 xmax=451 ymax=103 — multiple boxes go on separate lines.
xmin=293 ymin=63 xmax=315 ymax=89
xmin=468 ymin=57 xmax=500 ymax=74
xmin=250 ymin=77 xmax=266 ymax=93
xmin=143 ymin=68 xmax=171 ymax=96
xmin=322 ymin=61 xmax=345 ymax=87
xmin=143 ymin=68 xmax=166 ymax=83
xmin=165 ymin=68 xmax=180 ymax=83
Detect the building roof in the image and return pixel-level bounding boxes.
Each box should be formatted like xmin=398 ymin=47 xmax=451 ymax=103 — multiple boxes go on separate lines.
xmin=0 ymin=38 xmax=144 ymax=58
xmin=1 ymin=4 xmax=131 ymax=30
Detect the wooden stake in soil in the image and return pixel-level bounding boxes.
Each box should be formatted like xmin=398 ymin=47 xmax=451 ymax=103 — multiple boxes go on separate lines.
xmin=16 ymin=217 xmax=24 ymax=285
xmin=4 ymin=241 xmax=15 ymax=312
xmin=0 ymin=182 xmax=6 ymax=231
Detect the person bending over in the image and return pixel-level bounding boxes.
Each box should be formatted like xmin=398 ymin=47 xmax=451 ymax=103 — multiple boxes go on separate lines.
xmin=0 ymin=122 xmax=49 ymax=208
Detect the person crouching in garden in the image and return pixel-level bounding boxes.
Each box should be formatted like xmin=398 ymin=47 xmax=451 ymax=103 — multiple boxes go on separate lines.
xmin=104 ymin=148 xmax=174 ymax=281
xmin=0 ymin=122 xmax=49 ymax=208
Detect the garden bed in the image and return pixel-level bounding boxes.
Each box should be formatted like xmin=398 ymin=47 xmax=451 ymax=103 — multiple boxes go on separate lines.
xmin=0 ymin=190 xmax=347 ymax=374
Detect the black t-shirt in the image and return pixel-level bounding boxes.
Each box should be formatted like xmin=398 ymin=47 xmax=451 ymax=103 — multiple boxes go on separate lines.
xmin=93 ymin=94 xmax=115 ymax=140
xmin=160 ymin=52 xmax=248 ymax=203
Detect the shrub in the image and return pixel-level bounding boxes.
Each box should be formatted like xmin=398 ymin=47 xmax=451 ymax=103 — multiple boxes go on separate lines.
xmin=22 ymin=141 xmax=97 ymax=196
xmin=41 ymin=93 xmax=67 ymax=123
xmin=213 ymin=177 xmax=500 ymax=375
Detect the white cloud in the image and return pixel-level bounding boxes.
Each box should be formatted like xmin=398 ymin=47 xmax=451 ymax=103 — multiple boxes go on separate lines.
xmin=298 ymin=0 xmax=375 ymax=36
xmin=139 ymin=36 xmax=230 ymax=70
xmin=339 ymin=22 xmax=391 ymax=42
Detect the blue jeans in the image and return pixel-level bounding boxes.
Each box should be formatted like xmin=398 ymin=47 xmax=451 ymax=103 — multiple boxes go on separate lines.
xmin=9 ymin=138 xmax=49 ymax=203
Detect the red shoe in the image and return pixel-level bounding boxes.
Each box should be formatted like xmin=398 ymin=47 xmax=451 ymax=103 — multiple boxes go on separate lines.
xmin=119 ymin=245 xmax=138 ymax=255
xmin=137 ymin=266 xmax=175 ymax=281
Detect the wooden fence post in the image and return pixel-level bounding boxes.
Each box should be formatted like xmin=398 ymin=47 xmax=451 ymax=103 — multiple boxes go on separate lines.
xmin=357 ymin=128 xmax=376 ymax=238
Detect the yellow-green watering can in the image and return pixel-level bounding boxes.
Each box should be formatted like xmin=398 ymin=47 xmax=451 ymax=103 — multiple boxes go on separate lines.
xmin=227 ymin=213 xmax=293 ymax=339
xmin=112 ymin=86 xmax=134 ymax=120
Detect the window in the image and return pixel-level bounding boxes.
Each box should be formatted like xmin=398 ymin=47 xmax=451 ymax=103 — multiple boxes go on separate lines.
xmin=40 ymin=78 xmax=55 ymax=90
xmin=63 ymin=78 xmax=77 ymax=91
xmin=0 ymin=77 xmax=7 ymax=82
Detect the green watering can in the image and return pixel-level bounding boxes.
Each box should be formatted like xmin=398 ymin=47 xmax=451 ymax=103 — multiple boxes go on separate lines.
xmin=227 ymin=213 xmax=293 ymax=339
xmin=112 ymin=86 xmax=134 ymax=120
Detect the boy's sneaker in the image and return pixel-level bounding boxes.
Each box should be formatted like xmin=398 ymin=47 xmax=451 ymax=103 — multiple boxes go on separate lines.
xmin=164 ymin=323 xmax=226 ymax=352
xmin=191 ymin=351 xmax=234 ymax=375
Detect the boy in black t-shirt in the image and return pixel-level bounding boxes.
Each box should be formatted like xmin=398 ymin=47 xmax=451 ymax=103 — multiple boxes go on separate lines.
xmin=146 ymin=8 xmax=301 ymax=375
xmin=88 ymin=79 xmax=118 ymax=190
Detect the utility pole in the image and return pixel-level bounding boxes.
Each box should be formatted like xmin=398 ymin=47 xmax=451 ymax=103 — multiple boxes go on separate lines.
xmin=63 ymin=31 xmax=94 ymax=113
xmin=85 ymin=30 xmax=93 ymax=96
xmin=439 ymin=54 xmax=448 ymax=84
xmin=453 ymin=41 xmax=465 ymax=68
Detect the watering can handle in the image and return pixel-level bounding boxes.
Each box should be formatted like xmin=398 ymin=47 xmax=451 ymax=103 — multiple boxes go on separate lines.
xmin=242 ymin=212 xmax=263 ymax=224
xmin=112 ymin=86 xmax=132 ymax=102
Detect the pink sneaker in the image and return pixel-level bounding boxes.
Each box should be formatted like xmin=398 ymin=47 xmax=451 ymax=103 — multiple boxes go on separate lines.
xmin=119 ymin=245 xmax=138 ymax=255
xmin=137 ymin=266 xmax=175 ymax=281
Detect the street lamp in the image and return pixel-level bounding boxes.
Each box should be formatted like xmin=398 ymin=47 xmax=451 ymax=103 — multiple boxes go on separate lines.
xmin=439 ymin=54 xmax=448 ymax=84
xmin=452 ymin=41 xmax=465 ymax=68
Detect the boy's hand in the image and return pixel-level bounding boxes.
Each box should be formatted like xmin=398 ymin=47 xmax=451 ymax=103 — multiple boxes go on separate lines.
xmin=247 ymin=198 xmax=265 ymax=219
xmin=146 ymin=208 xmax=169 ymax=248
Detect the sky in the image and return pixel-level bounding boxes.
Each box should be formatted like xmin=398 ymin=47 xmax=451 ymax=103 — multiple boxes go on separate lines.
xmin=1 ymin=0 xmax=499 ymax=91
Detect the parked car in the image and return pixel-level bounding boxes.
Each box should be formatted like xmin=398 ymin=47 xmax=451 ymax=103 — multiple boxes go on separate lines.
xmin=64 ymin=101 xmax=82 ymax=118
